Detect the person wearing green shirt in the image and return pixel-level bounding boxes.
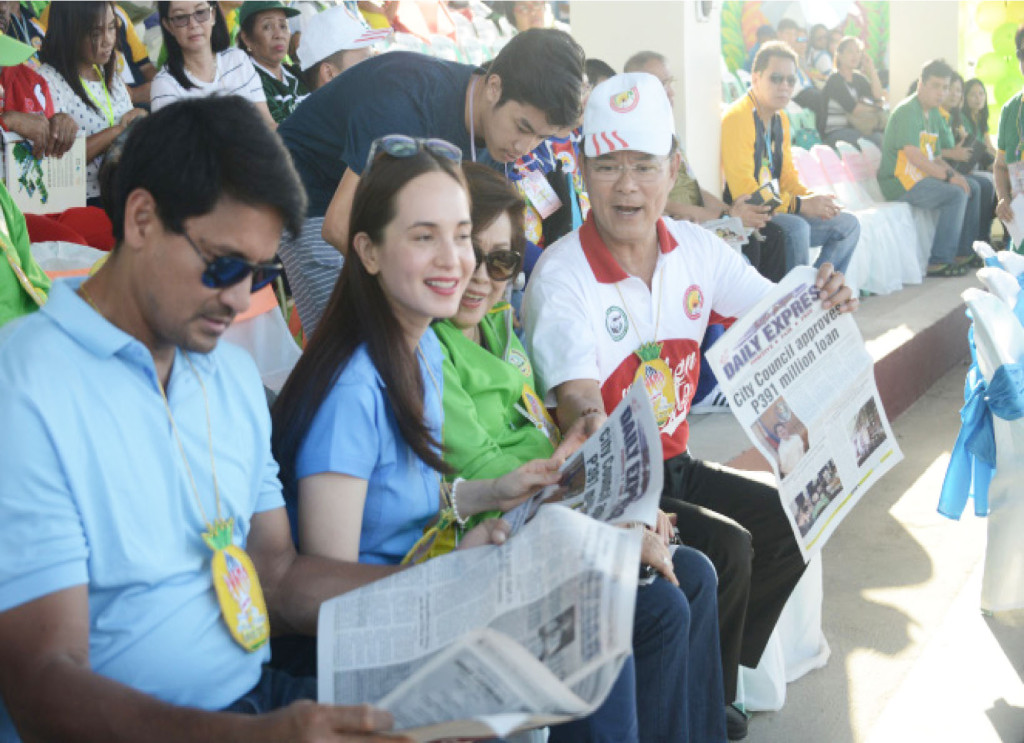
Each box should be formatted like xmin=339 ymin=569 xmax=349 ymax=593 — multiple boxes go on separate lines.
xmin=0 ymin=180 xmax=49 ymax=328
xmin=879 ymin=58 xmax=981 ymax=276
xmin=995 ymin=26 xmax=1024 ymax=253
xmin=237 ymin=1 xmax=309 ymax=124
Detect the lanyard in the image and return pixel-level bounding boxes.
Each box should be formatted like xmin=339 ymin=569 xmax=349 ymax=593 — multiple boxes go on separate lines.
xmin=762 ymin=128 xmax=774 ymax=172
xmin=80 ymin=65 xmax=115 ymax=128
xmin=468 ymin=76 xmax=478 ymax=162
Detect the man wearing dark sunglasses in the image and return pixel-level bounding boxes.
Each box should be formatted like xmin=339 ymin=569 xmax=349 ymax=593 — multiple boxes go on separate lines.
xmin=723 ymin=41 xmax=860 ymax=276
xmin=277 ymin=27 xmax=584 ymax=338
xmin=0 ymin=97 xmax=418 ymax=742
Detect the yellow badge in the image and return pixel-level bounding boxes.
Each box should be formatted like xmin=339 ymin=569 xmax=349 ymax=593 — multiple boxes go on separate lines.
xmin=205 ymin=518 xmax=270 ymax=652
xmin=519 ymin=384 xmax=561 ymax=448
xmin=633 ymin=342 xmax=675 ymax=427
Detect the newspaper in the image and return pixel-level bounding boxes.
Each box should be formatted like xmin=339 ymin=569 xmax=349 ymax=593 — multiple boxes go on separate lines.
xmin=502 ymin=382 xmax=663 ymax=535
xmin=706 ymin=266 xmax=903 ymax=559
xmin=701 ymin=215 xmax=752 ymax=251
xmin=318 ymin=506 xmax=641 ymax=741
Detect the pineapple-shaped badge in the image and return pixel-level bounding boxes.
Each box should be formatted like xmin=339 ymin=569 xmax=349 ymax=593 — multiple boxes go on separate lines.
xmin=205 ymin=518 xmax=270 ymax=652
xmin=634 ymin=342 xmax=674 ymax=427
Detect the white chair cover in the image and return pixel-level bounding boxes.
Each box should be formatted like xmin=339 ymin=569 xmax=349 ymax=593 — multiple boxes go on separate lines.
xmin=222 ymin=286 xmax=301 ymax=394
xmin=962 ymin=288 xmax=1024 ymax=612
xmin=737 ymin=554 xmax=830 ymax=711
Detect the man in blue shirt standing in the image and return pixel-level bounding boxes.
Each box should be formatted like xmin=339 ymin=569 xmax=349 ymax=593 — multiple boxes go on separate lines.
xmin=0 ymin=97 xmax=417 ymax=743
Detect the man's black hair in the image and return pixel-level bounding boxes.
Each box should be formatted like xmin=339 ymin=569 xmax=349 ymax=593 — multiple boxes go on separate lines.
xmin=776 ymin=18 xmax=800 ymax=33
xmin=486 ymin=28 xmax=584 ymax=128
xmin=102 ymin=97 xmax=306 ymax=245
xmin=585 ymin=58 xmax=616 ymax=86
xmin=920 ymin=58 xmax=954 ymax=84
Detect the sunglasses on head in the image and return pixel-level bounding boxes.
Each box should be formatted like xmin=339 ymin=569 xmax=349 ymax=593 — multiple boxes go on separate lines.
xmin=769 ymin=73 xmax=797 ymax=87
xmin=473 ymin=244 xmax=522 ymax=282
xmin=364 ymin=135 xmax=463 ymax=174
xmin=183 ymin=230 xmax=283 ymax=292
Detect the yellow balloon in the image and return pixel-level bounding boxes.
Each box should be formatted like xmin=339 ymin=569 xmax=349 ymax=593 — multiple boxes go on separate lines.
xmin=976 ymin=1 xmax=1005 ymax=32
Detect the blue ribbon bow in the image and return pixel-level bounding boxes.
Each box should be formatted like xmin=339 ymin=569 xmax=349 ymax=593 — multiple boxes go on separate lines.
xmin=938 ymin=327 xmax=1024 ymax=519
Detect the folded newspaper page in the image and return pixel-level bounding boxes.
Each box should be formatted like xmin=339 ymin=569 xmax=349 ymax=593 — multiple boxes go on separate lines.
xmin=706 ymin=266 xmax=903 ymax=559
xmin=700 ymin=216 xmax=752 ymax=251
xmin=318 ymin=506 xmax=641 ymax=741
xmin=503 ymin=381 xmax=663 ymax=534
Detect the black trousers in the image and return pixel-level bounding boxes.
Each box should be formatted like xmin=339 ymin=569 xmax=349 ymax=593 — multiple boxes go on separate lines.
xmin=742 ymin=221 xmax=788 ymax=283
xmin=660 ymin=451 xmax=807 ymax=704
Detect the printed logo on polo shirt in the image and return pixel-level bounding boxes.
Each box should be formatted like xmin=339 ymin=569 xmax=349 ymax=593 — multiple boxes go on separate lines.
xmin=605 ymin=305 xmax=629 ymax=341
xmin=610 ymin=87 xmax=639 ymax=113
xmin=684 ymin=285 xmax=704 ymax=320
xmin=508 ymin=347 xmax=533 ymax=377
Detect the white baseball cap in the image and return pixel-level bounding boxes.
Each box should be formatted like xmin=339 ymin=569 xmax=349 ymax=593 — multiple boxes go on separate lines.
xmin=297 ymin=5 xmax=392 ymax=71
xmin=583 ymin=72 xmax=675 ymax=158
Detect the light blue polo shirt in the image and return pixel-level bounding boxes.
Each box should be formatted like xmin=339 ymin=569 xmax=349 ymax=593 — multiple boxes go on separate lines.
xmin=0 ymin=279 xmax=284 ymax=739
xmin=288 ymin=330 xmax=443 ymax=565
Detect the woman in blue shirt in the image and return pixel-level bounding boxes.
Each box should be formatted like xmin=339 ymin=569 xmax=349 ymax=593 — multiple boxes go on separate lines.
xmin=272 ymin=137 xmax=561 ymax=568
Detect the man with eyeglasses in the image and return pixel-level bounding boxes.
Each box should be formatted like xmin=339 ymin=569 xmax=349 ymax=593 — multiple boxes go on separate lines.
xmin=722 ymin=41 xmax=860 ymax=276
xmin=0 ymin=98 xmax=423 ymax=742
xmin=524 ymin=72 xmax=858 ymax=741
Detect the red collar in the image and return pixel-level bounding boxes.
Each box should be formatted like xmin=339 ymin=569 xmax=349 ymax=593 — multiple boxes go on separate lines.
xmin=579 ymin=215 xmax=678 ymax=284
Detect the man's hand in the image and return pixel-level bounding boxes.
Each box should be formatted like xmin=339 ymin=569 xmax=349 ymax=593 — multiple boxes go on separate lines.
xmin=47 ymin=113 xmax=78 ymax=158
xmin=639 ymin=529 xmax=678 ymax=586
xmin=814 ymin=263 xmax=858 ymax=315
xmin=996 ymin=196 xmax=1014 ymax=223
xmin=950 ymin=172 xmax=970 ymax=195
xmin=262 ymin=701 xmax=410 ymax=742
xmin=1 ymin=111 xmax=50 ymax=157
xmin=553 ymin=409 xmax=606 ymax=461
xmin=800 ymin=194 xmax=841 ymax=220
xmin=943 ymin=145 xmax=971 ymax=162
xmin=730 ymin=193 xmax=772 ymax=230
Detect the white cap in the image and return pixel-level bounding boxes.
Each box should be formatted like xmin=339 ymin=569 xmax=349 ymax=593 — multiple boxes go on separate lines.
xmin=297 ymin=5 xmax=392 ymax=71
xmin=583 ymin=72 xmax=675 ymax=158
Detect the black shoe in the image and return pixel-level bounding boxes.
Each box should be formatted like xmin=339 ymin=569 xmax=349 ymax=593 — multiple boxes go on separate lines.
xmin=725 ymin=703 xmax=749 ymax=740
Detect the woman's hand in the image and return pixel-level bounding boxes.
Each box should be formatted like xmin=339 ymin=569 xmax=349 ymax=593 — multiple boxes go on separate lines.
xmin=117 ymin=107 xmax=147 ymax=131
xmin=489 ymin=457 xmax=564 ymax=512
xmin=457 ymin=518 xmax=511 ymax=550
xmin=639 ymin=528 xmax=678 ymax=586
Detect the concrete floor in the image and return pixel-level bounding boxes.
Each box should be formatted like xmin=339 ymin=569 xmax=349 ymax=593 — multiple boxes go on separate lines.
xmin=743 ymin=360 xmax=1024 ymax=743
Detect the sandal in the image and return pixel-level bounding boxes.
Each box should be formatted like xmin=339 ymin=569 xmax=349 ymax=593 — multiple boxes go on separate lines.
xmin=926 ymin=262 xmax=964 ymax=278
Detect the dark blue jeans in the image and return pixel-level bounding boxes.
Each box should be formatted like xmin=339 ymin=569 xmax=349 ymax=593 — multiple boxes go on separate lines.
xmin=549 ymin=547 xmax=726 ymax=743
xmin=223 ymin=665 xmax=317 ymax=713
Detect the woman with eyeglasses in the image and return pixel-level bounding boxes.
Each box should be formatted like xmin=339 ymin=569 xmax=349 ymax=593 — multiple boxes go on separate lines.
xmin=38 ymin=2 xmax=145 ymax=207
xmin=272 ymin=137 xmax=561 ymax=582
xmin=236 ymin=0 xmax=308 ymax=124
xmin=151 ymin=1 xmax=276 ymax=130
xmin=433 ymin=163 xmax=728 ymax=743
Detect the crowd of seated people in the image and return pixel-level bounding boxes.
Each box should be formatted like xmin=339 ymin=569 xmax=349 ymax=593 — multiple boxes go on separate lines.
xmin=0 ymin=3 xmax=1016 ymax=743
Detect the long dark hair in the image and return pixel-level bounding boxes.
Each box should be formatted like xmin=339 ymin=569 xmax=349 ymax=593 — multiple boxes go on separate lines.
xmin=462 ymin=162 xmax=526 ymax=257
xmin=39 ymin=2 xmax=117 ymax=114
xmin=272 ymin=150 xmax=468 ymax=486
xmin=963 ymin=78 xmax=990 ymax=136
xmin=158 ymin=1 xmax=230 ymax=91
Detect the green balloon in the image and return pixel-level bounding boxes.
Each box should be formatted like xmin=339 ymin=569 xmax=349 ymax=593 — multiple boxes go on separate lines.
xmin=993 ymin=22 xmax=1018 ymax=55
xmin=977 ymin=52 xmax=1014 ymax=82
xmin=995 ymin=73 xmax=1023 ymax=104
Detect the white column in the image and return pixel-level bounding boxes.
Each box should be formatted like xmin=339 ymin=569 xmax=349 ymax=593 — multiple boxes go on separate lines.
xmin=888 ymin=1 xmax=961 ymax=106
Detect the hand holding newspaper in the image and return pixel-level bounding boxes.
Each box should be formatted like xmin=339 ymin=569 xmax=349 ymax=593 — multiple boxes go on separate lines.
xmin=502 ymin=381 xmax=663 ymax=534
xmin=706 ymin=266 xmax=903 ymax=559
xmin=317 ymin=506 xmax=642 ymax=741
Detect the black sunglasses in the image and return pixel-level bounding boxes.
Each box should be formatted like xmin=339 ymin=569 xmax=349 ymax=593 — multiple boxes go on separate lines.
xmin=473 ymin=244 xmax=522 ymax=282
xmin=769 ymin=73 xmax=797 ymax=87
xmin=183 ymin=231 xmax=283 ymax=292
xmin=364 ymin=135 xmax=462 ymax=174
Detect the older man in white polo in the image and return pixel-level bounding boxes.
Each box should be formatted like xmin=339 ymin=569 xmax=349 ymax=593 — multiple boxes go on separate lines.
xmin=523 ymin=72 xmax=858 ymax=740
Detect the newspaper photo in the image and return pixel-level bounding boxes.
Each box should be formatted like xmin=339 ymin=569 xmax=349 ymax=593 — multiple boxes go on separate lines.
xmin=318 ymin=506 xmax=641 ymax=741
xmin=707 ymin=266 xmax=903 ymax=559
xmin=503 ymin=381 xmax=663 ymax=535
xmin=700 ymin=215 xmax=752 ymax=251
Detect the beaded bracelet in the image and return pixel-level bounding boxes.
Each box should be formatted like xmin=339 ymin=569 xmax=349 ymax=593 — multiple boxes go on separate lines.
xmin=451 ymin=477 xmax=467 ymax=526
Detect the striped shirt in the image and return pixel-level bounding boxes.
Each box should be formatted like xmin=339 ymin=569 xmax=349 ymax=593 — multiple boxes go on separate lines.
xmin=150 ymin=48 xmax=266 ymax=112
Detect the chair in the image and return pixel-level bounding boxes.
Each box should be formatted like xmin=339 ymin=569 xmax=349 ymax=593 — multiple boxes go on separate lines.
xmin=859 ymin=138 xmax=936 ymax=274
xmin=738 ymin=554 xmax=830 ymax=711
xmin=790 ymin=147 xmax=834 ymax=195
xmin=960 ymin=289 xmax=1024 ymax=612
xmin=222 ymin=285 xmax=301 ymax=394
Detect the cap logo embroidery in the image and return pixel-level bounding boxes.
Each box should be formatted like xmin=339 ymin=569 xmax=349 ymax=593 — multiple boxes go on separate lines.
xmin=610 ymin=87 xmax=639 ymax=113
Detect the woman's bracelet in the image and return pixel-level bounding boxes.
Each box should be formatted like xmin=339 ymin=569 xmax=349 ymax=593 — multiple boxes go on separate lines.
xmin=580 ymin=407 xmax=604 ymax=419
xmin=451 ymin=477 xmax=467 ymax=526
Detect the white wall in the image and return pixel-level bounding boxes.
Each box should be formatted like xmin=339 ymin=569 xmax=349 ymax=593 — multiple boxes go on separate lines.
xmin=888 ymin=1 xmax=960 ymax=105
xmin=571 ymin=1 xmax=725 ymax=191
